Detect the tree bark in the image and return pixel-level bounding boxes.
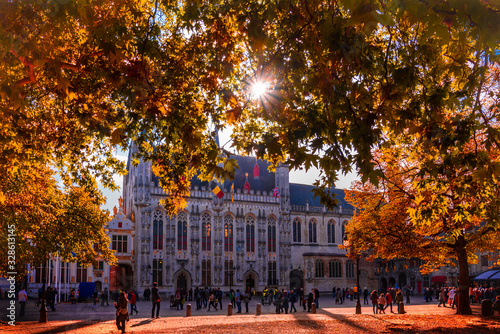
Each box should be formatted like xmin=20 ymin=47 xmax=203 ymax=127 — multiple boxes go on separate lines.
xmin=455 ymin=234 xmax=472 ymax=315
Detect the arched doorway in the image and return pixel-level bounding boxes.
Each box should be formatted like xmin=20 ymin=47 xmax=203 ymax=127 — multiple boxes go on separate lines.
xmin=398 ymin=273 xmax=407 ymax=288
xmin=244 ymin=271 xmax=258 ymax=293
xmin=388 ymin=277 xmax=396 ymax=288
xmin=95 ymin=281 xmax=102 ymax=293
xmin=174 ymin=270 xmax=192 ymax=293
xmin=177 ymin=273 xmax=188 ymax=291
xmin=380 ymin=277 xmax=388 ymax=291
xmin=289 ymin=270 xmax=304 ymax=290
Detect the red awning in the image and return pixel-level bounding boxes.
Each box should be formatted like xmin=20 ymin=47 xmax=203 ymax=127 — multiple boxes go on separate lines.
xmin=431 ymin=275 xmax=447 ymax=282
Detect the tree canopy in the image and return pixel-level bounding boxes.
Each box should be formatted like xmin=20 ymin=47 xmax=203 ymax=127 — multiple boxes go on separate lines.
xmin=1 ymin=0 xmax=500 ymax=287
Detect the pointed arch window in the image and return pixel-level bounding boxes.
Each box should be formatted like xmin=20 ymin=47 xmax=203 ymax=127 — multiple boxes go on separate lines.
xmin=327 ymin=219 xmax=336 ymax=244
xmin=267 ymin=217 xmax=276 ymax=252
xmin=245 ymin=215 xmax=255 ymax=252
xmin=224 ymin=214 xmax=234 ymax=252
xmin=202 ymin=213 xmax=212 ymax=251
xmin=315 ymin=260 xmax=325 ymax=278
xmin=308 ymin=219 xmax=317 ymax=243
xmin=293 ymin=218 xmax=301 ymax=243
xmin=202 ymin=260 xmax=211 ymax=286
xmin=342 ymin=221 xmax=347 ymax=241
xmin=177 ymin=212 xmax=188 ymax=250
xmin=329 ymin=260 xmax=342 ymax=278
xmin=153 ymin=210 xmax=163 ymax=250
xmin=346 ymin=260 xmax=354 ymax=278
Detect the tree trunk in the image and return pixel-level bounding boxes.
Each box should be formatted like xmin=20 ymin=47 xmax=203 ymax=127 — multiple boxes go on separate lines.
xmin=456 ymin=234 xmax=472 ymax=315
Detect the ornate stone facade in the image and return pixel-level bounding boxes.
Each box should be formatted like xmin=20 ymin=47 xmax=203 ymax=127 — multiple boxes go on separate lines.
xmin=121 ymin=143 xmax=378 ymax=294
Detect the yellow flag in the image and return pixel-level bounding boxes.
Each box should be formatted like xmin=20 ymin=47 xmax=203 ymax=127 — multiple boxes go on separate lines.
xmin=231 ymin=183 xmax=234 ymax=202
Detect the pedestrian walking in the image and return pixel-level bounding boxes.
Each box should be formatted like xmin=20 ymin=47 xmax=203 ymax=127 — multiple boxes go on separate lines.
xmin=370 ymin=290 xmax=379 ymax=314
xmin=438 ymin=288 xmax=447 ymax=307
xmin=18 ymin=287 xmax=28 ymax=317
xmin=143 ymin=287 xmax=151 ymax=301
xmin=313 ymin=288 xmax=320 ymax=308
xmin=395 ymin=290 xmax=405 ymax=313
xmin=235 ymin=289 xmax=242 ymax=313
xmin=70 ymin=288 xmax=76 ymax=304
xmin=243 ymin=291 xmax=250 ymax=313
xmin=102 ymin=287 xmax=109 ymax=306
xmin=92 ymin=289 xmax=98 ymax=307
xmin=307 ymin=290 xmax=314 ymax=312
xmin=151 ymin=282 xmax=161 ymax=318
xmin=207 ymin=292 xmax=218 ymax=311
xmin=114 ymin=291 xmax=128 ymax=334
xmin=378 ymin=293 xmax=387 ymax=314
xmin=216 ymin=288 xmax=223 ymax=310
xmin=129 ymin=290 xmax=138 ymax=314
xmin=385 ymin=290 xmax=394 ymax=313
xmin=290 ymin=291 xmax=298 ymax=312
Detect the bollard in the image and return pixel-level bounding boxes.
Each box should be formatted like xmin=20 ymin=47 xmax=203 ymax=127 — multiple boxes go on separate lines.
xmin=186 ymin=304 xmax=191 ymax=317
xmin=228 ymin=303 xmax=233 ymax=316
xmin=311 ymin=302 xmax=317 ymax=314
xmin=482 ymin=299 xmax=493 ymax=316
xmin=398 ymin=302 xmax=405 ymax=314
xmin=256 ymin=303 xmax=261 ymax=316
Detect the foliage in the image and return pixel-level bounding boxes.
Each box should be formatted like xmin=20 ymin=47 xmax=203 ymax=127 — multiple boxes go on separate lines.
xmin=0 ymin=162 xmax=115 ymax=278
xmin=2 ymin=0 xmax=500 ymax=294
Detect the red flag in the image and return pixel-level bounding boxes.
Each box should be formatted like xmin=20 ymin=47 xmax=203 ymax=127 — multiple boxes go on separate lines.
xmin=273 ymin=186 xmax=279 ymax=198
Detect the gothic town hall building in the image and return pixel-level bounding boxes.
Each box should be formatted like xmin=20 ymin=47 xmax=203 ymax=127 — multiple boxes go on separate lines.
xmin=113 ymin=143 xmax=378 ymax=295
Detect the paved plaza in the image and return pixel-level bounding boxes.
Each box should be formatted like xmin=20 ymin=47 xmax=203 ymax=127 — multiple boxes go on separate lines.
xmin=2 ymin=295 xmax=499 ymax=333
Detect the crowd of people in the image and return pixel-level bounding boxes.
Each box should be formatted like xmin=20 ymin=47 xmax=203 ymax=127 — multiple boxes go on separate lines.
xmin=10 ymin=280 xmax=500 ymax=332
xmin=369 ymin=288 xmax=405 ymax=314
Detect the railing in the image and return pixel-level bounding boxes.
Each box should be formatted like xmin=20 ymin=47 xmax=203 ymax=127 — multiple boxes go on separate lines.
xmin=290 ymin=205 xmax=354 ymax=215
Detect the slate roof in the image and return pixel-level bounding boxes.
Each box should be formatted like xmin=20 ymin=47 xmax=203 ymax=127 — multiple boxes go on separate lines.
xmin=289 ymin=183 xmax=354 ymax=210
xmin=152 ymin=155 xmax=276 ymax=193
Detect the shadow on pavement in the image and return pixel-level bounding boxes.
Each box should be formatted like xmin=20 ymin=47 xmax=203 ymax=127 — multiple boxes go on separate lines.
xmin=37 ymin=320 xmax=104 ymax=334
xmin=318 ymin=309 xmax=373 ymax=332
xmin=131 ymin=318 xmax=155 ymax=327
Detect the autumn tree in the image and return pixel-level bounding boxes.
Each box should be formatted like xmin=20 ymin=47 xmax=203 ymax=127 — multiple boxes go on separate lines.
xmin=0 ymin=162 xmax=115 ymax=278
xmin=345 ymin=115 xmax=500 ymax=314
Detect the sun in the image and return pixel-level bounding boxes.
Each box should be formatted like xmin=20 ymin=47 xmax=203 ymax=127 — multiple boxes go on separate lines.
xmin=250 ymin=80 xmax=269 ymax=99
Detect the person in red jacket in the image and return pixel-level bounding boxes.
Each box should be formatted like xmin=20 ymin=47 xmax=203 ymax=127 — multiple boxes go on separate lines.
xmin=384 ymin=289 xmax=394 ymax=313
xmin=129 ymin=290 xmax=138 ymax=315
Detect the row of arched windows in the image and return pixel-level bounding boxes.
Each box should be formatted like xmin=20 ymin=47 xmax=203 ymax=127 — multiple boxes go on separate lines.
xmin=152 ymin=210 xmax=278 ymax=252
xmin=293 ymin=218 xmax=347 ymax=244
xmin=315 ymin=260 xmax=354 ymax=278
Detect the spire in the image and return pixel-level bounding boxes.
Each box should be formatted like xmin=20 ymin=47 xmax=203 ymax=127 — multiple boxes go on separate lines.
xmin=243 ymin=172 xmax=251 ymax=194
xmin=253 ymin=162 xmax=259 ymax=180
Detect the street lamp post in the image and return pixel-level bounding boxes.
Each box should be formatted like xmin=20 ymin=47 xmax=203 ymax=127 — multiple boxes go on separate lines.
xmin=355 ymin=257 xmax=362 ymax=314
xmin=344 ymin=235 xmax=363 ymax=315
xmin=39 ymin=260 xmax=47 ymax=323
